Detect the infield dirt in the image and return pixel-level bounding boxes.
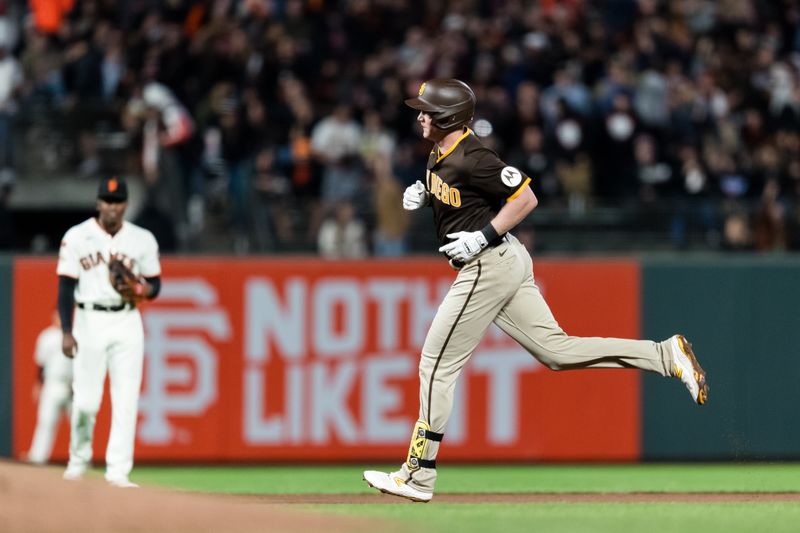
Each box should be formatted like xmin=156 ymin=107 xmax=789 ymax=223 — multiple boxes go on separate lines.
xmin=0 ymin=460 xmax=383 ymax=532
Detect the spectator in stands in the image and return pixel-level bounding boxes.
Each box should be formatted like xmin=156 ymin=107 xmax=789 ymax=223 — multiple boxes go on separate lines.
xmin=597 ymin=92 xmax=640 ymax=200
xmin=123 ymin=81 xmax=195 ymax=245
xmin=721 ymin=209 xmax=754 ymax=252
xmin=0 ymin=1 xmax=19 ymax=51
xmin=509 ymin=81 xmax=542 ymax=144
xmin=540 ymin=65 xmax=591 ymax=127
xmin=60 ymin=20 xmax=103 ymax=106
xmin=0 ymin=169 xmax=13 ymax=249
xmin=133 ymin=190 xmax=178 ymax=254
xmin=0 ymin=38 xmax=21 ymax=177
xmin=557 ymin=153 xmax=592 ymax=215
xmin=317 ymin=200 xmax=367 ymax=259
xmin=20 ymin=29 xmax=65 ymax=105
xmin=507 ymin=125 xmax=555 ymax=200
xmin=99 ymin=26 xmax=125 ymax=103
xmin=195 ymin=83 xmax=260 ymax=251
xmin=754 ymin=179 xmax=789 ymax=252
xmin=311 ymin=104 xmax=364 ymax=206
xmin=392 ymin=141 xmax=427 ymax=188
xmin=360 ymin=110 xmax=395 ymax=170
xmin=250 ymin=146 xmax=293 ymax=252
xmin=29 ymin=0 xmax=74 ymax=35
xmin=789 ymin=203 xmax=800 ymax=252
xmin=3 ymin=0 xmax=800 ymax=254
xmin=635 ymin=134 xmax=673 ymax=202
xmin=371 ymin=158 xmax=408 ymax=257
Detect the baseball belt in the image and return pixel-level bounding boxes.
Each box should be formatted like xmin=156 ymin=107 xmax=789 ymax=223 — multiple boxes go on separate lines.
xmin=77 ymin=302 xmax=134 ymax=312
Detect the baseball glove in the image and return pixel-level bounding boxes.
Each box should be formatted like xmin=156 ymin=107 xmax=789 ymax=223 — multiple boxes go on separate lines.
xmin=108 ymin=258 xmax=147 ymax=304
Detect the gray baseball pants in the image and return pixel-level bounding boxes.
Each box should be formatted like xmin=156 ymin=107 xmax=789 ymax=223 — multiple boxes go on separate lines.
xmin=396 ymin=234 xmax=675 ymax=493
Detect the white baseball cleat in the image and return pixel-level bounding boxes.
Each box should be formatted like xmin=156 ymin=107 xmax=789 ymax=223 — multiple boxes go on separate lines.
xmin=671 ymin=334 xmax=708 ymax=405
xmin=363 ymin=470 xmax=432 ymax=502
xmin=62 ymin=466 xmax=86 ymax=481
xmin=106 ymin=477 xmax=139 ymax=488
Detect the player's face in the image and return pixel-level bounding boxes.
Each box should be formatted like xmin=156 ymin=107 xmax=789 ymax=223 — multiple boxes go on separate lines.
xmin=417 ymin=112 xmax=444 ymax=142
xmin=96 ymin=199 xmax=128 ymax=231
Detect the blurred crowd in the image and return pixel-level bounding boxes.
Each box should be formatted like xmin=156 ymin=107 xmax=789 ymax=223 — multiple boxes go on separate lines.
xmin=1 ymin=0 xmax=800 ymax=254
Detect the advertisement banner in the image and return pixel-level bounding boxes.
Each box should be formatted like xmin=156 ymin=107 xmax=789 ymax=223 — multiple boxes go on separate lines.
xmin=13 ymin=257 xmax=641 ymax=462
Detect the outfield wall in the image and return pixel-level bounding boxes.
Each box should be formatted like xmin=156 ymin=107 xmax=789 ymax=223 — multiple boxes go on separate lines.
xmin=2 ymin=255 xmax=799 ymax=462
xmin=642 ymin=258 xmax=800 ymax=460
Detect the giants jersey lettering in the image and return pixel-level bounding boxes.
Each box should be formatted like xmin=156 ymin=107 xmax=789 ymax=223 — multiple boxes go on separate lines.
xmin=425 ymin=129 xmax=532 ymax=246
xmin=57 ymin=219 xmax=160 ymax=305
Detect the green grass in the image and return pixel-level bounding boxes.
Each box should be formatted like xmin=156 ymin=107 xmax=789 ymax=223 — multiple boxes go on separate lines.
xmin=328 ymin=503 xmax=800 ymax=533
xmin=129 ymin=464 xmax=800 ymax=533
xmin=132 ymin=463 xmax=800 ymax=494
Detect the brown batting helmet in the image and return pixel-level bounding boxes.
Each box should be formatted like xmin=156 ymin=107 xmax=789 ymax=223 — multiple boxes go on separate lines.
xmin=405 ymin=79 xmax=476 ymax=131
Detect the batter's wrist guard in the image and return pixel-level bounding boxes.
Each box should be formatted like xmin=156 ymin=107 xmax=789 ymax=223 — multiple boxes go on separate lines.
xmin=480 ymin=222 xmax=500 ymax=244
xmin=406 ymin=420 xmax=444 ymax=471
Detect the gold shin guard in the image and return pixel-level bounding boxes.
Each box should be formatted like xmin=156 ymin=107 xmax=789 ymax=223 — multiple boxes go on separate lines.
xmin=405 ymin=420 xmax=443 ymax=471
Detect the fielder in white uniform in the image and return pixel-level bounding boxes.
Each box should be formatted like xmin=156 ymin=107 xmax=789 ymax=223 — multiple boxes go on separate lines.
xmin=57 ymin=176 xmax=161 ymax=488
xmin=26 ymin=311 xmax=73 ymax=464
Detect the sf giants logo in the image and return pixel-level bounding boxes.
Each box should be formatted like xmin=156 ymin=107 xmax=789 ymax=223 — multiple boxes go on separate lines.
xmin=138 ymin=279 xmax=231 ymax=444
xmin=427 ymin=170 xmax=462 ymax=207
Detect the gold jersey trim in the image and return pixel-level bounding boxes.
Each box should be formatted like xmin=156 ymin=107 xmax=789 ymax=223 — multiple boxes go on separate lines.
xmin=435 ymin=128 xmax=473 ymax=164
xmin=506 ymin=177 xmax=532 ymax=201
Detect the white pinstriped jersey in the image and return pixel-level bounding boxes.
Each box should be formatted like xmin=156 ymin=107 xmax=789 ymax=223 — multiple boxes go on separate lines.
xmin=57 ymin=218 xmax=160 ymax=306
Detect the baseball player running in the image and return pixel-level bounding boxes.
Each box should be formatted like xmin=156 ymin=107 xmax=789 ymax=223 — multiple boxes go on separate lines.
xmin=26 ymin=311 xmax=72 ymax=464
xmin=364 ymin=79 xmax=708 ymax=503
xmin=57 ymin=177 xmax=161 ymax=488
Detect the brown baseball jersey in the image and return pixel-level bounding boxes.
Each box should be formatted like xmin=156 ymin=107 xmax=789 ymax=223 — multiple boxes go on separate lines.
xmin=425 ymin=129 xmax=531 ymax=246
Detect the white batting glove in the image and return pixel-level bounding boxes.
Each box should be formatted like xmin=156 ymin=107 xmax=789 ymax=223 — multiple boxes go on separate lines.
xmin=403 ymin=180 xmax=429 ymax=210
xmin=438 ymin=231 xmax=489 ymax=263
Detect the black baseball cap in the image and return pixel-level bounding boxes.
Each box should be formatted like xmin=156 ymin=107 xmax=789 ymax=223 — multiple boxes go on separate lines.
xmin=97 ymin=176 xmax=128 ymax=202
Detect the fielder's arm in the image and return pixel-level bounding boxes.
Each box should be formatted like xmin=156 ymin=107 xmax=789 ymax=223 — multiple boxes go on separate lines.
xmin=144 ymin=276 xmax=161 ymax=300
xmin=57 ymin=276 xmax=78 ymax=358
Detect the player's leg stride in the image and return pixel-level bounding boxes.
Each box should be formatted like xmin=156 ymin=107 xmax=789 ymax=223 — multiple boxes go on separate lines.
xmin=670 ymin=335 xmax=709 ymax=405
xmin=363 ymin=471 xmax=432 ymax=503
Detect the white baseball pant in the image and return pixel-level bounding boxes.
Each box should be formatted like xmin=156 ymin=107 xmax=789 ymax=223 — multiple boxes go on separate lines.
xmin=67 ymin=307 xmax=144 ymax=481
xmin=27 ymin=380 xmax=71 ymax=464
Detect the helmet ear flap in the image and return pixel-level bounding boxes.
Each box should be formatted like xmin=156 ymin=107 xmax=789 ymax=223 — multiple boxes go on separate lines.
xmin=428 ymin=111 xmax=448 ymax=130
xmin=431 ymin=107 xmax=474 ymax=131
